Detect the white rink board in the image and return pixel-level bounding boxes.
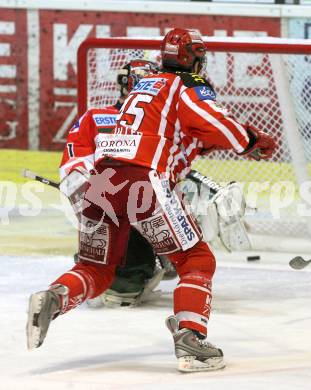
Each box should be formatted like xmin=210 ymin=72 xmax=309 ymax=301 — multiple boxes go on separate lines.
xmin=1 ymin=0 xmax=311 ymax=18
xmin=0 ymin=253 xmax=310 ymax=390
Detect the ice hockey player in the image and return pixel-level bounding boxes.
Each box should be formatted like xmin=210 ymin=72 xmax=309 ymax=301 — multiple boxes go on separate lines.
xmin=59 ymin=60 xmax=163 ymax=307
xmin=26 ymin=28 xmax=276 ymax=372
xmin=61 ymin=59 xmax=248 ymax=309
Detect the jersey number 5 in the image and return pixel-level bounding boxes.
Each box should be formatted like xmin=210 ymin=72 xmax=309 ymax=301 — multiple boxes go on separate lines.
xmin=117 ymin=94 xmax=153 ymax=131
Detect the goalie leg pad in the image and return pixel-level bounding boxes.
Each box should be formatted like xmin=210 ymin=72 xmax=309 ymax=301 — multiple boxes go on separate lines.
xmin=196 ymin=182 xmax=251 ymax=251
xmin=213 ymin=183 xmax=251 ymax=251
xmin=219 ymin=218 xmax=251 ymax=251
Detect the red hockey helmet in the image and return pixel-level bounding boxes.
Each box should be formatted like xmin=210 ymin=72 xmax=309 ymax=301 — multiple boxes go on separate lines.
xmin=161 ymin=28 xmax=206 ymax=72
xmin=117 ymin=60 xmax=158 ymax=96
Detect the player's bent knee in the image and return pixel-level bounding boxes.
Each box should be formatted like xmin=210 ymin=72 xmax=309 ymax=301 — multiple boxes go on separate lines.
xmin=168 ymin=240 xmax=216 ymax=279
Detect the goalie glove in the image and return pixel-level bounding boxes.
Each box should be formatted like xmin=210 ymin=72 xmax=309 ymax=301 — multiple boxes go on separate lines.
xmin=239 ymin=125 xmax=276 ymax=161
xmin=59 ymin=168 xmax=90 ymax=220
xmin=181 ymin=170 xmax=251 ymax=251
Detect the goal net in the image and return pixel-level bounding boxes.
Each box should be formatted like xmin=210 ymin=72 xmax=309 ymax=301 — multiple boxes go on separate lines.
xmin=77 ymin=37 xmax=311 ymax=252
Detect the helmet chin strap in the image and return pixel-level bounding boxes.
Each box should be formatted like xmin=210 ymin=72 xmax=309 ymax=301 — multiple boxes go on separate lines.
xmin=193 ymin=60 xmax=201 ymax=74
xmin=193 ymin=56 xmax=207 ymax=76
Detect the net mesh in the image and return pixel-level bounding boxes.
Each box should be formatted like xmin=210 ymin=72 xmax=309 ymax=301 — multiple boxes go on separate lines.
xmin=84 ymin=44 xmax=311 ymax=240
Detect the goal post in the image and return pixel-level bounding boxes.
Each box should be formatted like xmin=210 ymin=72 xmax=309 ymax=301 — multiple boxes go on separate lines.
xmin=77 ymin=36 xmax=311 ymax=251
xmin=269 ymin=54 xmax=311 ymax=236
xmin=77 ymin=37 xmax=311 ymax=115
xmin=77 ymin=37 xmax=162 ymax=115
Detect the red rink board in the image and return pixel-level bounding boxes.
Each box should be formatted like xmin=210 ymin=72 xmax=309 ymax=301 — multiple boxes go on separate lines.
xmin=0 ymin=9 xmax=281 ymax=150
xmin=0 ymin=9 xmax=28 ymax=149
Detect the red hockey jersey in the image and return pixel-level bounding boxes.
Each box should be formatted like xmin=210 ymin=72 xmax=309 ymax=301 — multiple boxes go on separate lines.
xmin=60 ymin=72 xmax=250 ymax=183
xmin=59 ymin=105 xmax=119 ymax=180
xmin=94 ymin=71 xmax=249 ymax=182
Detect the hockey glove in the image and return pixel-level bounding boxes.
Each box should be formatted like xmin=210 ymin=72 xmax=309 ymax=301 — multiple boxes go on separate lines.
xmin=239 ymin=125 xmax=276 ymax=161
xmin=59 ymin=168 xmax=90 ymax=220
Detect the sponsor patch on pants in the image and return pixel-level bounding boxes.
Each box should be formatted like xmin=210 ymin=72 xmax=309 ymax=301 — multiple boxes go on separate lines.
xmin=79 ymin=217 xmax=109 ymax=264
xmin=133 ymin=213 xmax=180 ymax=254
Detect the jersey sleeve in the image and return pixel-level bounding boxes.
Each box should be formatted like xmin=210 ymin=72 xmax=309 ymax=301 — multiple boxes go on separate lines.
xmin=59 ymin=110 xmax=96 ymax=181
xmin=178 ymin=79 xmax=250 ymax=154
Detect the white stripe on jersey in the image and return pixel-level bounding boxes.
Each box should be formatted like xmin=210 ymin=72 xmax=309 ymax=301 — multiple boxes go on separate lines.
xmin=158 ymin=76 xmax=181 ymax=136
xmin=152 ymin=77 xmax=181 ymax=170
xmin=170 ymin=149 xmax=187 ymax=174
xmin=166 ymin=117 xmax=181 ymax=175
xmin=151 ymin=136 xmax=167 ymax=170
xmin=185 ymin=136 xmax=199 ymax=158
xmin=166 ymin=143 xmax=179 ymax=175
xmin=203 ymin=99 xmax=249 ymax=140
xmin=169 ymin=129 xmax=199 ymax=180
xmin=181 ymin=92 xmax=246 ymax=153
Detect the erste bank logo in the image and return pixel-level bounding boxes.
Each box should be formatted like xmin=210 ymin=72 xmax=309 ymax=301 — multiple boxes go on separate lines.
xmin=93 ymin=114 xmax=117 ymax=127
xmin=133 ymin=78 xmax=167 ymax=96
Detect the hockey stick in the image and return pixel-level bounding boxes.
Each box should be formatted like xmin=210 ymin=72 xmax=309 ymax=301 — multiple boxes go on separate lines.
xmin=186 ymin=169 xmax=223 ymax=197
xmin=21 ymin=168 xmax=230 ymax=197
xmin=289 ymin=256 xmax=311 ymax=270
xmin=21 ymin=168 xmax=60 ymax=189
xmin=186 ymin=169 xmax=258 ymax=215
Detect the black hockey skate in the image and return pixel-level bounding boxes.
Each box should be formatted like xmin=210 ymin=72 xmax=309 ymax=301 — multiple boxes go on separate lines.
xmin=166 ymin=315 xmax=225 ymax=372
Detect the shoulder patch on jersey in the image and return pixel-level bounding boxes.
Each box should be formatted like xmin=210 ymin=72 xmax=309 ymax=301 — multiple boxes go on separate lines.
xmin=193 ymin=85 xmax=216 ymax=101
xmin=73 ymin=120 xmax=79 ymax=129
xmin=69 ymin=118 xmax=82 ymax=134
xmin=178 ymin=72 xmax=216 ymax=101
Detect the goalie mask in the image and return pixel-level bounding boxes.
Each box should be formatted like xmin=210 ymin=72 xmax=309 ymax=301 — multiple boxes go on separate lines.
xmin=117 ymin=60 xmax=159 ymax=97
xmin=161 ymin=28 xmax=206 ymax=74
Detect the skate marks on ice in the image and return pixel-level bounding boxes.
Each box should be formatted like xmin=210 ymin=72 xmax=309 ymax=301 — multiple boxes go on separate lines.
xmin=34 ymin=352 xmax=311 ymax=377
xmin=20 ymin=352 xmax=311 ymax=390
xmin=1 ymin=255 xmax=311 ymax=389
xmin=28 ymin=350 xmax=175 ymax=376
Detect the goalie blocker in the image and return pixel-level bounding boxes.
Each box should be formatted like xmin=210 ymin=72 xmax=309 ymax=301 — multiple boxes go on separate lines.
xmin=182 ymin=170 xmax=251 ymax=252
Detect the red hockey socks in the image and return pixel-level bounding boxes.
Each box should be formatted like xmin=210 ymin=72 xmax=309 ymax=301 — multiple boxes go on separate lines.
xmin=174 ymin=271 xmax=212 ymax=335
xmin=168 ymin=240 xmax=216 ymax=335
xmin=50 ymin=263 xmax=116 ymax=314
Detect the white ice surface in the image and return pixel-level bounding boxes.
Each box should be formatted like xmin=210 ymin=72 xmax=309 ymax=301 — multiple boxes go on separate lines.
xmin=0 ymin=252 xmax=311 ymax=390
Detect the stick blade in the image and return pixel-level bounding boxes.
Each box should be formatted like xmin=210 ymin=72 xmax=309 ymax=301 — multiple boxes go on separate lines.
xmin=289 ymin=256 xmax=309 ymax=270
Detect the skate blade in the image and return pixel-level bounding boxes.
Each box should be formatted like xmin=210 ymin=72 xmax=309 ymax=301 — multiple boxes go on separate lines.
xmin=26 ymin=293 xmax=45 ymax=350
xmin=178 ymin=356 xmax=225 ymax=373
